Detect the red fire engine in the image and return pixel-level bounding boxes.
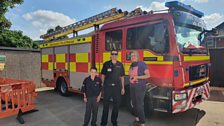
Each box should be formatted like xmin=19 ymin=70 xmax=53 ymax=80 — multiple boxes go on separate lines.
xmin=40 ymin=1 xmax=211 ymax=113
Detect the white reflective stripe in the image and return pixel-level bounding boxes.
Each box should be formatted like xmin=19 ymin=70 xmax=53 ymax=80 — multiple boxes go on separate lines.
xmin=173 ymin=108 xmax=180 ymax=113
xmin=190 ymin=87 xmax=199 ymax=108
xmin=204 ymin=84 xmax=210 ymax=98
xmin=184 ymin=88 xmax=196 ymax=111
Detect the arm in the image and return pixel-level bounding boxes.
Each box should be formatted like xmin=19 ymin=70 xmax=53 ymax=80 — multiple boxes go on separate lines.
xmin=83 ymin=93 xmax=87 ymax=103
xmin=81 ymin=79 xmax=88 ymax=103
xmin=97 ymin=92 xmax=102 ymax=102
xmin=121 ymin=76 xmax=124 ymax=89
xmin=137 ymin=69 xmax=150 ymax=80
xmin=83 ymin=93 xmax=87 ymax=98
xmin=121 ymin=63 xmax=125 ymax=95
xmin=101 ymin=74 xmax=105 ymax=86
xmin=97 ymin=78 xmax=103 ymax=102
xmin=101 ymin=62 xmax=107 ymax=86
xmin=121 ymin=76 xmax=125 ymax=95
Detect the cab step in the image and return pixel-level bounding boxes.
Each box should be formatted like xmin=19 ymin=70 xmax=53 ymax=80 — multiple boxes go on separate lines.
xmin=152 ymin=95 xmax=169 ymax=100
xmin=154 ymin=108 xmax=168 ymax=112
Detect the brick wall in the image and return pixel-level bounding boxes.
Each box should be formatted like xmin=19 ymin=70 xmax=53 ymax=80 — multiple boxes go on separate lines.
xmin=0 ymin=47 xmax=42 ymax=88
xmin=216 ymin=39 xmax=224 ymax=47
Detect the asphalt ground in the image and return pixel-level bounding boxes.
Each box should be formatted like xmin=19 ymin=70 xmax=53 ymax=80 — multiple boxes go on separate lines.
xmin=0 ymin=89 xmax=224 ymax=126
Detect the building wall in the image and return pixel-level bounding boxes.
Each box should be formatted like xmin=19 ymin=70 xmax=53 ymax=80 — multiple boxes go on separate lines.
xmin=216 ymin=38 xmax=224 ymax=47
xmin=0 ymin=47 xmax=42 ymax=88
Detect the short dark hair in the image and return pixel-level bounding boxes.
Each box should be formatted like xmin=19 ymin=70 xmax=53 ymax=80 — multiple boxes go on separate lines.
xmin=90 ymin=67 xmax=97 ymax=71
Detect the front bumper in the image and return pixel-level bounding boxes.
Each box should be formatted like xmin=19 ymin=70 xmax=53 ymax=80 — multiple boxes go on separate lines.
xmin=172 ymin=81 xmax=210 ymax=113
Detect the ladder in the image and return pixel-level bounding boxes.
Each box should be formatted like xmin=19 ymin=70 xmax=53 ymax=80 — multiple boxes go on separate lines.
xmin=40 ymin=8 xmax=147 ymax=42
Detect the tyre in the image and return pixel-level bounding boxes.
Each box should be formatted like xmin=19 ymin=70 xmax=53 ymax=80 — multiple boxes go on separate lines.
xmin=58 ymin=79 xmax=69 ymax=96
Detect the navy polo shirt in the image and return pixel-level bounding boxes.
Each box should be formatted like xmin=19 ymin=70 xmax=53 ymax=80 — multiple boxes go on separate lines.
xmin=81 ymin=76 xmax=102 ymax=98
xmin=101 ymin=60 xmax=125 ymax=85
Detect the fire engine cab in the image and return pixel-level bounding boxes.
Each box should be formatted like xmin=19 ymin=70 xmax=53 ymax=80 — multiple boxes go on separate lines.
xmin=40 ymin=1 xmax=210 ymax=113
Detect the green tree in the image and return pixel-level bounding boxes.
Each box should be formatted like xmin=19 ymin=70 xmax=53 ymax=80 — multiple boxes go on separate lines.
xmin=0 ymin=30 xmax=38 ymax=49
xmin=0 ymin=0 xmax=38 ymax=49
xmin=0 ymin=0 xmax=24 ymax=30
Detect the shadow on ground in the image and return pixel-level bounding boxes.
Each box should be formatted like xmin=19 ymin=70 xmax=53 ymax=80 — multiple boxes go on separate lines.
xmin=0 ymin=90 xmax=207 ymax=126
xmin=208 ymin=90 xmax=224 ymax=102
xmin=147 ymin=108 xmax=206 ymax=126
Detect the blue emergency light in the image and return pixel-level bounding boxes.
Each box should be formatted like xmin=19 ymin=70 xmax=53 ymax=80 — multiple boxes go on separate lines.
xmin=165 ymin=1 xmax=204 ymax=18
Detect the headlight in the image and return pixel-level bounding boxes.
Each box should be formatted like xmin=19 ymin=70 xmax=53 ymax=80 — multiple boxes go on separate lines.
xmin=174 ymin=93 xmax=188 ymax=101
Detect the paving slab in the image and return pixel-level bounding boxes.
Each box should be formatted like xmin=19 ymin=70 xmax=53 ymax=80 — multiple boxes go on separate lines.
xmin=0 ymin=90 xmax=223 ymax=126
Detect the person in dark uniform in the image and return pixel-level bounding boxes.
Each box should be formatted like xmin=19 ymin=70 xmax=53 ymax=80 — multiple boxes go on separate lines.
xmin=100 ymin=50 xmax=125 ymax=126
xmin=82 ymin=67 xmax=102 ymax=126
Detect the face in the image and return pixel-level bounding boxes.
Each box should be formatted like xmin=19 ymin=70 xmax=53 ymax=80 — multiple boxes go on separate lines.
xmin=131 ymin=53 xmax=138 ymax=62
xmin=111 ymin=51 xmax=118 ymax=60
xmin=90 ymin=69 xmax=97 ymax=77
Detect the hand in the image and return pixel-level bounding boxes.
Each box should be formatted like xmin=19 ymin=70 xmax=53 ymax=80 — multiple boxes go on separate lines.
xmin=121 ymin=88 xmax=125 ymax=95
xmin=84 ymin=97 xmax=87 ymax=103
xmin=132 ymin=76 xmax=138 ymax=80
xmin=130 ymin=76 xmax=138 ymax=83
xmin=96 ymin=96 xmax=101 ymax=102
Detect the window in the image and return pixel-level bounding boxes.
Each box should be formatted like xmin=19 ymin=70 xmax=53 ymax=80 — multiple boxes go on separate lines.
xmin=126 ymin=22 xmax=169 ymax=53
xmin=175 ymin=26 xmax=201 ymax=50
xmin=105 ymin=30 xmax=122 ymax=51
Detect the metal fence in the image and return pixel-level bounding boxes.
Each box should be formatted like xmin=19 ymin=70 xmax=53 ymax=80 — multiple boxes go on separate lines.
xmin=210 ymin=48 xmax=224 ymax=87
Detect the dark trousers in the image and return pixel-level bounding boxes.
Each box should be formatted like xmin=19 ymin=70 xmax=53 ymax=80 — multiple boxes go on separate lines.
xmin=101 ymin=85 xmax=121 ymax=126
xmin=130 ymin=84 xmax=146 ymax=124
xmin=83 ymin=97 xmax=99 ymax=126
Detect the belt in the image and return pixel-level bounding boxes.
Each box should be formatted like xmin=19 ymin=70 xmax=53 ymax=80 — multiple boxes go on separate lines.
xmin=106 ymin=83 xmax=116 ymax=87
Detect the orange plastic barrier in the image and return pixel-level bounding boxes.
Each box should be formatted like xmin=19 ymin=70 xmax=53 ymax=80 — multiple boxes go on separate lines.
xmin=0 ymin=78 xmax=37 ymax=123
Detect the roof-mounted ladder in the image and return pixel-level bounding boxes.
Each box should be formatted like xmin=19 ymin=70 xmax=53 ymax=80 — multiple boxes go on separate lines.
xmin=40 ymin=8 xmax=147 ymax=42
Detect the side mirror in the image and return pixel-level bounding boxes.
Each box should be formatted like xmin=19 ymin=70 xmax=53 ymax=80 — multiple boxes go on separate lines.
xmin=198 ymin=28 xmax=218 ymax=45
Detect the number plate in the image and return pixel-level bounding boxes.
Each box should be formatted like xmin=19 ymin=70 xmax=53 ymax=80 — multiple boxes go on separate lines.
xmin=197 ymin=87 xmax=204 ymax=95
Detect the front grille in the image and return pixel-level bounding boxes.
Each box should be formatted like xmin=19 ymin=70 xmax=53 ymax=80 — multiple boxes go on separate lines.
xmin=189 ymin=64 xmax=208 ymax=81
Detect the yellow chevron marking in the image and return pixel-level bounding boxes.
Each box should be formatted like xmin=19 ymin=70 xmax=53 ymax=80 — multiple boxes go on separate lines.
xmin=39 ymin=37 xmax=92 ymax=48
xmin=56 ymin=54 xmax=65 ymax=62
xmin=184 ymin=56 xmax=209 ymax=61
xmin=88 ymin=63 xmax=91 ymax=72
xmin=41 ymin=55 xmax=48 ymax=62
xmin=143 ymin=51 xmax=163 ymax=61
xmin=48 ymin=63 xmax=53 ymax=70
xmin=144 ymin=61 xmax=173 ymax=64
xmin=70 ymin=62 xmax=76 ymax=72
xmin=65 ymin=63 xmax=68 ymax=70
xmin=76 ymin=53 xmax=88 ymax=62
xmin=184 ymin=77 xmax=209 ymax=87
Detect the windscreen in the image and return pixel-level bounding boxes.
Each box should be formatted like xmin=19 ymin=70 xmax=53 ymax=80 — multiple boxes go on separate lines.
xmin=173 ymin=11 xmax=207 ymax=54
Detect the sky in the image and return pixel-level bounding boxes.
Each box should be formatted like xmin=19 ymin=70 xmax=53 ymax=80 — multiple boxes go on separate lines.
xmin=5 ymin=0 xmax=224 ymax=40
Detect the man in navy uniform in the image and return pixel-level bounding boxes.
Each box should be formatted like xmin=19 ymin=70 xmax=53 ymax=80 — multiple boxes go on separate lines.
xmin=82 ymin=67 xmax=102 ymax=126
xmin=101 ymin=50 xmax=125 ymax=126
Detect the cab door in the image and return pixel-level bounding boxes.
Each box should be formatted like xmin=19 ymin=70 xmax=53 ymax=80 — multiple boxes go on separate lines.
xmin=97 ymin=29 xmax=124 ymax=73
xmin=123 ymin=21 xmax=173 ymax=87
